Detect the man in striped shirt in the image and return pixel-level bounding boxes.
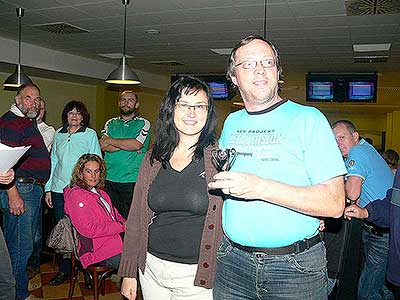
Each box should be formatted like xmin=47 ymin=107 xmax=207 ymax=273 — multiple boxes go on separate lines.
xmin=0 ymin=83 xmax=50 ymax=300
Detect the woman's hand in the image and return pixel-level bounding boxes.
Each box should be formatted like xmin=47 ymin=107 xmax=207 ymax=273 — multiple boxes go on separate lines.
xmin=121 ymin=277 xmax=137 ymax=300
xmin=45 ymin=192 xmax=53 ymax=208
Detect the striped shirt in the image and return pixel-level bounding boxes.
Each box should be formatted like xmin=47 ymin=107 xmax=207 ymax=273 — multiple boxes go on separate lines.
xmin=0 ymin=108 xmax=50 ymax=181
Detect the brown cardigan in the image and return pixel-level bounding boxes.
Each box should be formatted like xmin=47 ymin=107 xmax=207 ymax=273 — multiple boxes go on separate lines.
xmin=118 ymin=145 xmax=223 ymax=289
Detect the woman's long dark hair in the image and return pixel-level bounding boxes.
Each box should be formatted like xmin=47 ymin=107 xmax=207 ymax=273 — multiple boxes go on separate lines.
xmin=150 ymin=76 xmax=217 ymax=165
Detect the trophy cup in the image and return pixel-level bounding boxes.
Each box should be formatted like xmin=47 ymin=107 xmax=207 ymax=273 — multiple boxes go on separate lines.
xmin=211 ymin=148 xmax=237 ymax=171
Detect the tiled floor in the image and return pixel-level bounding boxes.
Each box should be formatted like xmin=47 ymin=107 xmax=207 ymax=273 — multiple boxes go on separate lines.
xmin=29 ymin=260 xmax=142 ymax=300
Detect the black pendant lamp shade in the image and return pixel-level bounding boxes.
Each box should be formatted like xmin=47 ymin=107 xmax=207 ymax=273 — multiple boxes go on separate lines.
xmin=105 ymin=0 xmax=141 ymax=85
xmin=3 ymin=7 xmax=33 ymax=88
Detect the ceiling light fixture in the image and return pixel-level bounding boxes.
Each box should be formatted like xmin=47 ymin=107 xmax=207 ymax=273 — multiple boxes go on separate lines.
xmin=3 ymin=8 xmax=33 ymax=88
xmin=105 ymin=0 xmax=141 ymax=85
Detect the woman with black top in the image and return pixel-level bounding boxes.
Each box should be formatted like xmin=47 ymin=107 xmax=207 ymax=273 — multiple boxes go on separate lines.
xmin=119 ymin=76 xmax=223 ymax=300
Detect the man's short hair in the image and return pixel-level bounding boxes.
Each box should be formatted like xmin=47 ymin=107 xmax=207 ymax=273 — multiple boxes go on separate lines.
xmin=120 ymin=90 xmax=138 ymax=101
xmin=332 ymin=120 xmax=358 ymax=134
xmin=16 ymin=83 xmax=41 ymax=96
xmin=227 ymin=35 xmax=283 ymax=83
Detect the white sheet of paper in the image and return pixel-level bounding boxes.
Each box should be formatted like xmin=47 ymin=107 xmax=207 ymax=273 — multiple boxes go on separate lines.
xmin=0 ymin=143 xmax=31 ymax=172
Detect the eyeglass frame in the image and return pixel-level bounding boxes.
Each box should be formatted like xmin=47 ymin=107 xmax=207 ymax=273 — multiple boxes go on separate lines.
xmin=175 ymin=102 xmax=209 ymax=112
xmin=234 ymin=58 xmax=276 ymax=70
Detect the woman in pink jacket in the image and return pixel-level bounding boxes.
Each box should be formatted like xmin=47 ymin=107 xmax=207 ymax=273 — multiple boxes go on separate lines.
xmin=64 ymin=153 xmax=126 ymax=269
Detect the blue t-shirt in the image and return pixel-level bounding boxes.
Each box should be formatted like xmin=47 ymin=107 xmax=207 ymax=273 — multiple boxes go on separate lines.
xmin=219 ymin=100 xmax=347 ymax=247
xmin=345 ymin=139 xmax=393 ymax=208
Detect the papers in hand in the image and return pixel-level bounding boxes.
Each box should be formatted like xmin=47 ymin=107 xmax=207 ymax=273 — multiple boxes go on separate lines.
xmin=0 ymin=143 xmax=31 ymax=172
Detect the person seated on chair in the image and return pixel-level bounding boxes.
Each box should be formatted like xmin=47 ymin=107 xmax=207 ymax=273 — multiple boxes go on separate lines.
xmin=64 ymin=153 xmax=126 ymax=271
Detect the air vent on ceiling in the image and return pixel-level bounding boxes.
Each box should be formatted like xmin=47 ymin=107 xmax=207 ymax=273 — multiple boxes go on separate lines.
xmin=150 ymin=60 xmax=185 ymax=66
xmin=33 ymin=22 xmax=89 ymax=34
xmin=345 ymin=0 xmax=400 ymax=15
xmin=354 ymin=55 xmax=389 ymax=63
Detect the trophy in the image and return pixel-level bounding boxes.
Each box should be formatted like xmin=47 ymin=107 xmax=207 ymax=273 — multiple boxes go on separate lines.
xmin=211 ymin=148 xmax=237 ymax=171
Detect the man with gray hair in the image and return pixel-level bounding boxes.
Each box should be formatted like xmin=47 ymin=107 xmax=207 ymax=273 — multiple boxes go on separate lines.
xmin=100 ymin=90 xmax=150 ymax=219
xmin=0 ymin=83 xmax=50 ymax=300
xmin=209 ymin=35 xmax=347 ymax=300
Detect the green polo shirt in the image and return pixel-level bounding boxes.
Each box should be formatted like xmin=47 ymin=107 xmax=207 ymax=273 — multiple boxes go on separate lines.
xmin=103 ymin=116 xmax=150 ymax=183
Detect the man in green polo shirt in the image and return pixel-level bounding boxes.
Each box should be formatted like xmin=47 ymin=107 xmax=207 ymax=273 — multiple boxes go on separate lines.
xmin=100 ymin=90 xmax=151 ymax=218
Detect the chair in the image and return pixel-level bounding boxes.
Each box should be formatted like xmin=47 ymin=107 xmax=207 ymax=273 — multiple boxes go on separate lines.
xmin=67 ymin=252 xmax=117 ymax=300
xmin=64 ymin=218 xmax=117 ymax=300
xmin=48 ymin=214 xmax=118 ymax=300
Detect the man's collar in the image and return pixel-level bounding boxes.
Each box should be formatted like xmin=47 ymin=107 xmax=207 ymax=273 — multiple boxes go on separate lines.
xmin=120 ymin=114 xmax=137 ymax=121
xmin=9 ymin=104 xmax=26 ymax=117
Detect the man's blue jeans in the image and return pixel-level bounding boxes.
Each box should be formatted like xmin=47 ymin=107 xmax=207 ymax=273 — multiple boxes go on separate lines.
xmin=358 ymin=229 xmax=394 ymax=300
xmin=27 ymin=203 xmax=42 ymax=271
xmin=0 ymin=182 xmax=42 ymax=300
xmin=213 ymin=235 xmax=328 ymax=300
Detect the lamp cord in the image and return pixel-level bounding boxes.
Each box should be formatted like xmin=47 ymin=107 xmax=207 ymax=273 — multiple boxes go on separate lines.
xmin=123 ymin=2 xmax=127 ymax=57
xmin=263 ymin=0 xmax=267 ymax=39
xmin=18 ymin=11 xmax=22 ymax=65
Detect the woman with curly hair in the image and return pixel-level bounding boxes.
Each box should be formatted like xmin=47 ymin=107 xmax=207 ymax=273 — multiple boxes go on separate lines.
xmin=64 ymin=153 xmax=126 ymax=269
xmin=44 ymin=100 xmax=101 ymax=286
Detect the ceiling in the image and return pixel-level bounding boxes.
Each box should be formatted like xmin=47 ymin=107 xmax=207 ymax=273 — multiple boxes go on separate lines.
xmin=0 ymin=0 xmax=399 ymax=78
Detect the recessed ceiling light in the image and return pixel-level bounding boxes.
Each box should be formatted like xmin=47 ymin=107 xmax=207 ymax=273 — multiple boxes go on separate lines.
xmin=98 ymin=53 xmax=133 ymax=59
xmin=145 ymin=29 xmax=160 ymax=34
xmin=353 ymin=43 xmax=391 ymax=52
xmin=210 ymin=48 xmax=232 ymax=55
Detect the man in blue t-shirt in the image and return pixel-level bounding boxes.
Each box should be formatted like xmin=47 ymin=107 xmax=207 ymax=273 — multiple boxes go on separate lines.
xmin=208 ymin=35 xmax=347 ymax=300
xmin=333 ymin=120 xmax=394 ymax=300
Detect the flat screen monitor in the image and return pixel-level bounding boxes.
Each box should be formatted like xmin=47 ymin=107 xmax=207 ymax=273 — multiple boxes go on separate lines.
xmin=171 ymin=74 xmax=235 ymax=100
xmin=208 ymin=81 xmax=229 ymax=99
xmin=307 ymin=81 xmax=334 ymax=101
xmin=348 ymin=81 xmax=376 ymax=102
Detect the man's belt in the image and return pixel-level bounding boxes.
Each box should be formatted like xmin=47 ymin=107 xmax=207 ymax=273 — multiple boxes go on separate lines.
xmin=16 ymin=177 xmax=46 ymax=186
xmin=363 ymin=222 xmax=389 ymax=237
xmin=228 ymin=234 xmax=321 ymax=255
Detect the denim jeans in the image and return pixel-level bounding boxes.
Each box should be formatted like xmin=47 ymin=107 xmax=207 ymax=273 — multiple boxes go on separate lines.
xmin=358 ymin=229 xmax=394 ymax=300
xmin=96 ymin=254 xmax=121 ymax=270
xmin=27 ymin=203 xmax=42 ymax=271
xmin=51 ymin=192 xmax=71 ymax=275
xmin=213 ymin=235 xmax=328 ymax=300
xmin=0 ymin=229 xmax=15 ymax=300
xmin=0 ymin=182 xmax=43 ymax=300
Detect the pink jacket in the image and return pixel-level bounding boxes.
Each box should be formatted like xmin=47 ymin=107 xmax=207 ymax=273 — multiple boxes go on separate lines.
xmin=64 ymin=185 xmax=125 ymax=268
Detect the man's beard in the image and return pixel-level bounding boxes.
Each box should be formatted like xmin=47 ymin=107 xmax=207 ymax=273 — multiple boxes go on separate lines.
xmin=18 ymin=103 xmax=38 ymax=118
xmin=120 ymin=107 xmax=135 ymax=116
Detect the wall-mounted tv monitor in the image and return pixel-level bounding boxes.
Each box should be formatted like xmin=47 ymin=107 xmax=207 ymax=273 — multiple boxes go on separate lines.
xmin=306 ymin=73 xmax=377 ymax=103
xmin=307 ymin=81 xmax=334 ymax=101
xmin=348 ymin=81 xmax=376 ymax=102
xmin=171 ymin=74 xmax=236 ymax=100
xmin=208 ymin=81 xmax=229 ymax=99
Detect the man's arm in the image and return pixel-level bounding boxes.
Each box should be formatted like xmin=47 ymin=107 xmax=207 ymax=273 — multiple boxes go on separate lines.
xmin=100 ymin=134 xmax=144 ymax=151
xmin=345 ymin=175 xmax=362 ymax=203
xmin=209 ymin=173 xmax=345 ymax=218
xmin=100 ymin=143 xmax=120 ymax=152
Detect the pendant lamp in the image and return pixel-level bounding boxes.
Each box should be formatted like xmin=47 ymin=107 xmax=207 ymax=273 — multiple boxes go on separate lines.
xmin=3 ymin=8 xmax=33 ymax=88
xmin=105 ymin=0 xmax=141 ymax=85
